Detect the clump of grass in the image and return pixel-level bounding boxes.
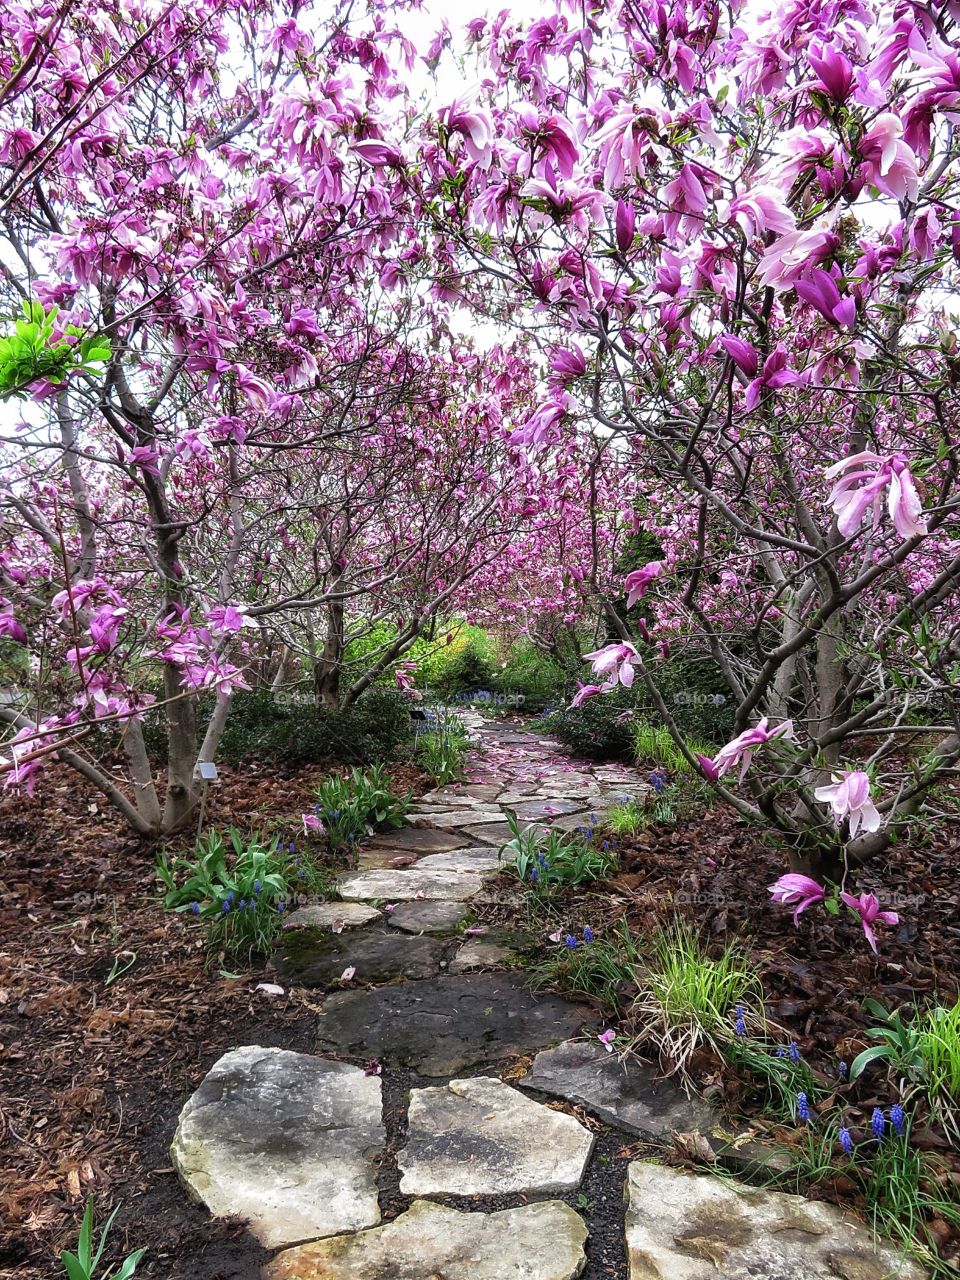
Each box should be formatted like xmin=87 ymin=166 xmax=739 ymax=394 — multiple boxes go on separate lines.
xmin=606 ymin=799 xmax=650 ymax=837
xmin=529 ymin=918 xmax=643 ymax=1011
xmin=915 ymin=996 xmax=960 ymax=1131
xmin=630 ymin=920 xmax=764 ymax=1076
xmin=499 ymin=813 xmax=617 ymax=896
xmin=633 ymin=723 xmax=713 ymax=774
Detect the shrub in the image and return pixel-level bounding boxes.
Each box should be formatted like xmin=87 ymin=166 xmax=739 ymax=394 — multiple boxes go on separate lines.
xmin=539 ymin=683 xmax=637 ymax=760
xmin=492 ymin=638 xmax=571 ymax=710
xmin=631 ymin=652 xmax=733 ymax=744
xmin=215 ymin=686 xmax=412 ymax=766
xmin=414 ymin=624 xmax=498 ymax=694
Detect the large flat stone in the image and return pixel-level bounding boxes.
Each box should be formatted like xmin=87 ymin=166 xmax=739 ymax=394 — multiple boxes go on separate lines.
xmin=338 ymin=868 xmax=483 ymax=902
xmin=523 ymin=1040 xmax=716 ymax=1141
xmin=625 ymin=1162 xmax=927 ymax=1279
xmin=364 ymin=826 xmax=467 ymax=854
xmin=399 ymin=1076 xmax=594 ymax=1196
xmin=413 ymin=808 xmax=506 ymax=828
xmin=415 ymin=848 xmax=503 ymax=874
xmin=276 ymin=930 xmax=448 ymax=985
xmin=170 ymin=1047 xmax=382 ymax=1249
xmin=316 ymin=974 xmax=596 ymax=1076
xmin=508 ymin=798 xmax=588 ymax=820
xmin=387 ymin=900 xmax=471 ymax=934
xmin=449 ymin=935 xmax=516 ymax=973
xmin=463 ymin=821 xmax=523 ymax=845
xmin=265 ymin=1199 xmax=588 ymax=1280
xmin=282 ymin=903 xmax=381 ymax=932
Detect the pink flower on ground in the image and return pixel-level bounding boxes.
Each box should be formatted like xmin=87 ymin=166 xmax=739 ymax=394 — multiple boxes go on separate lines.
xmin=839 ymin=892 xmax=899 ymax=953
xmin=768 ymin=873 xmax=826 ymax=925
xmin=711 ymin=718 xmax=795 ymax=782
xmin=583 ymin=642 xmax=640 ymax=689
xmin=813 ymin=770 xmax=882 ymax=838
xmin=825 ymin=451 xmax=927 ymax=540
xmin=624 ymin=561 xmax=663 ymax=608
xmin=599 ymin=1029 xmax=616 ymax=1053
xmin=302 ymin=813 xmax=326 ymax=835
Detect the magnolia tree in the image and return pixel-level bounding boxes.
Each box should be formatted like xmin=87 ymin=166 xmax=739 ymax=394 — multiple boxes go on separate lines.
xmin=403 ymin=0 xmax=960 ymax=886
xmin=0 ymin=0 xmax=546 ymax=834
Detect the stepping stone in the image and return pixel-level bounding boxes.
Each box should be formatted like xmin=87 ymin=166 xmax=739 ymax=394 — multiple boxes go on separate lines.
xmin=449 ymin=934 xmax=516 ymax=972
xmin=338 ymin=868 xmax=483 ymax=902
xmin=415 ymin=849 xmax=502 ymax=874
xmin=419 ymin=786 xmax=501 ymax=805
xmin=170 ymin=1047 xmax=382 ymax=1249
xmin=265 ymin=1199 xmax=588 ymax=1280
xmin=282 ymin=902 xmax=381 ymax=932
xmin=523 ymin=1040 xmax=717 ymax=1141
xmin=364 ymin=826 xmax=467 ymax=854
xmin=276 ymin=930 xmax=449 ymax=985
xmin=399 ymin=1076 xmax=594 ymax=1196
xmin=549 ymin=812 xmax=604 ymax=833
xmin=316 ymin=973 xmax=597 ymax=1076
xmin=413 ymin=808 xmax=506 ymax=828
xmin=463 ymin=821 xmax=523 ymax=845
xmin=625 ymin=1162 xmax=927 ymax=1279
xmin=387 ymin=900 xmax=470 ymax=934
xmin=508 ymin=798 xmax=588 ymax=820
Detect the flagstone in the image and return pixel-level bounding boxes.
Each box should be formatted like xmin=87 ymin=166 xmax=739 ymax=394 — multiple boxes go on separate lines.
xmin=171 ymin=1047 xmax=382 ymax=1249
xmin=282 ymin=902 xmax=381 ymax=932
xmin=264 ymin=1200 xmax=588 ymax=1280
xmin=398 ymin=1076 xmax=594 ymax=1196
xmin=276 ymin=929 xmax=449 ymax=985
xmin=363 ymin=826 xmax=467 ymax=854
xmin=315 ymin=973 xmax=596 ymax=1075
xmin=625 ymin=1162 xmax=927 ymax=1280
xmin=386 ymin=900 xmax=471 ymax=934
xmin=338 ymin=868 xmax=484 ymax=902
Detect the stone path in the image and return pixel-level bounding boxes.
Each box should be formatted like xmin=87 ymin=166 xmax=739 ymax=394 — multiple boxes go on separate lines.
xmin=172 ymin=713 xmax=929 ymax=1278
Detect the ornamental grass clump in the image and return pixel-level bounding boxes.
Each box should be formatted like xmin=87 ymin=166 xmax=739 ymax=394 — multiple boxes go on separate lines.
xmin=629 ymin=920 xmax=765 ymax=1077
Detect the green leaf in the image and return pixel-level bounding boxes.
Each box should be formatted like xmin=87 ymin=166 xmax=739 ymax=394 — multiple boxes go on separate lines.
xmin=109 ymin=1250 xmax=147 ymax=1280
xmin=59 ymin=1253 xmax=91 ymax=1280
xmin=849 ymin=1044 xmax=891 ymax=1081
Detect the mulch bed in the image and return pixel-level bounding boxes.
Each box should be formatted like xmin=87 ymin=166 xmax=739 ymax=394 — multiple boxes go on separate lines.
xmin=0 ymin=755 xmax=426 ymax=1279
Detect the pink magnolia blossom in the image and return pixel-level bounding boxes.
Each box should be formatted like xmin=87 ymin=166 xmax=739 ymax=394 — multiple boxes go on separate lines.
xmin=839 ymin=891 xmax=899 ymax=953
xmin=582 ymin=643 xmax=640 ymax=689
xmin=570 ymin=680 xmax=614 ymax=708
xmin=825 ymin=451 xmax=927 ymax=539
xmin=711 ymin=718 xmax=795 ymax=782
xmin=624 ymin=561 xmax=663 ymax=607
xmin=302 ymin=813 xmax=326 ymax=835
xmin=813 ymin=770 xmax=882 ymax=838
xmin=794 ymin=270 xmax=856 ymax=328
xmin=599 ymin=1028 xmax=616 ymax=1052
xmin=768 ymin=873 xmax=827 ymax=925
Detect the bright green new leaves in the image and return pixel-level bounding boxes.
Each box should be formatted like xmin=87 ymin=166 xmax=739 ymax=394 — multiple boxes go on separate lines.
xmin=59 ymin=1196 xmax=145 ymax=1280
xmin=0 ymin=300 xmax=110 ymax=398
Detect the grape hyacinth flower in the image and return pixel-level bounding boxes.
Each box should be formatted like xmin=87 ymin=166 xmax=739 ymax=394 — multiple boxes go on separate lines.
xmin=838 ymin=1126 xmax=854 ymax=1155
xmin=583 ymin=926 xmax=594 ymax=943
xmin=277 ymin=901 xmax=285 ymax=914
xmin=890 ymin=1103 xmax=906 ymax=1136
xmin=789 ymin=1041 xmax=801 ymax=1065
xmin=734 ymin=1006 xmax=746 ymax=1037
xmin=871 ymin=1108 xmax=886 ymax=1140
xmin=797 ymin=1092 xmax=811 ymax=1122
xmin=564 ymin=934 xmax=578 ymax=949
xmin=838 ymin=1061 xmax=848 ymax=1080
xmin=191 ymin=901 xmax=200 ymax=915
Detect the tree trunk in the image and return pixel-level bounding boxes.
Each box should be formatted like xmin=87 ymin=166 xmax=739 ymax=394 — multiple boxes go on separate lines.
xmin=161 ymin=664 xmax=198 ymax=831
xmin=120 ymin=717 xmax=162 ymax=830
xmin=315 ymin=595 xmax=344 ymax=709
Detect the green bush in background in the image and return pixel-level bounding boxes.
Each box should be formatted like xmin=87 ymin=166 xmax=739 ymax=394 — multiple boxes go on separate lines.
xmin=413 ymin=624 xmax=498 ymax=694
xmin=539 ymin=684 xmax=638 ymax=760
xmin=492 ymin=638 xmax=571 ymax=710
